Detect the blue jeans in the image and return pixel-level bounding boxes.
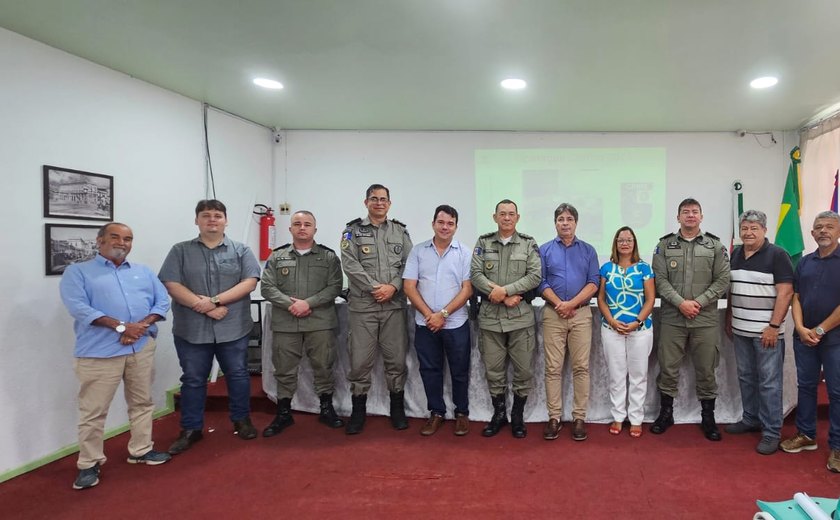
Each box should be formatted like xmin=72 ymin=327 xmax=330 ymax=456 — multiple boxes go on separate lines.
xmin=733 ymin=334 xmax=784 ymax=438
xmin=793 ymin=337 xmax=840 ymax=449
xmin=174 ymin=334 xmax=251 ymax=430
xmin=414 ymin=322 xmax=471 ymax=417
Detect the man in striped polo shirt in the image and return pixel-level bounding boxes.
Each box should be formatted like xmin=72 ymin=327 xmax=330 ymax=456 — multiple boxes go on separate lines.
xmin=725 ymin=209 xmax=794 ymax=455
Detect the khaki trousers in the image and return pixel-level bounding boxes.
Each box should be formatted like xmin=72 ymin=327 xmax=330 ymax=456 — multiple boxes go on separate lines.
xmin=74 ymin=338 xmax=157 ymax=469
xmin=272 ymin=330 xmax=337 ymax=399
xmin=543 ymin=306 xmax=592 ymax=421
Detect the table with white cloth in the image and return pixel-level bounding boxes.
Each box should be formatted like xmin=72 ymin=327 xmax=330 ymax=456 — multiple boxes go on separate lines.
xmin=261 ymin=300 xmax=797 ymax=424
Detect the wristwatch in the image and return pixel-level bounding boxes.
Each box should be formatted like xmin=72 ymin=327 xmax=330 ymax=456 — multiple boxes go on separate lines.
xmin=440 ymin=308 xmax=450 ymax=319
xmin=115 ymin=321 xmax=126 ymax=333
xmin=210 ymin=296 xmax=221 ymax=306
xmin=768 ymin=323 xmax=780 ymax=329
xmin=815 ymin=326 xmax=826 ymax=337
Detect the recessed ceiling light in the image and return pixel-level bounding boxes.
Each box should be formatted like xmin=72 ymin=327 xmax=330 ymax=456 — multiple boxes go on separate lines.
xmin=750 ymin=76 xmax=778 ymax=89
xmin=253 ymin=78 xmax=284 ymax=90
xmin=501 ymin=78 xmax=527 ymax=90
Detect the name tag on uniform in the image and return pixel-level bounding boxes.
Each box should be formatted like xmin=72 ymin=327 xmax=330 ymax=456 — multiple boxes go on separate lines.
xmin=355 ymin=228 xmax=373 ymax=238
xmin=666 ymin=241 xmax=680 ymax=249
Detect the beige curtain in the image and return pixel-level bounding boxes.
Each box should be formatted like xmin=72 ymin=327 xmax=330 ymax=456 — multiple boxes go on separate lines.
xmin=799 ymin=112 xmax=840 ymax=251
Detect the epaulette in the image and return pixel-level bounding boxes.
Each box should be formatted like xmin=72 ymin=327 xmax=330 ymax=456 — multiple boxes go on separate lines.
xmin=517 ymin=232 xmax=534 ymax=240
xmin=704 ymin=232 xmax=720 ymax=240
xmin=273 ymin=243 xmax=291 ymax=251
xmin=317 ymin=243 xmax=336 ymax=253
xmin=479 ymin=231 xmax=496 ymax=239
xmin=391 ymin=218 xmax=407 ymax=228
xmin=345 ymin=217 xmax=362 ymax=227
xmin=659 ymin=232 xmax=676 ymax=241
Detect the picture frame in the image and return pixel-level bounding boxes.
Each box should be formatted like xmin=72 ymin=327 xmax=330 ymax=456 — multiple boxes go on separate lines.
xmin=45 ymin=223 xmax=100 ymax=276
xmin=43 ymin=165 xmax=114 ymax=221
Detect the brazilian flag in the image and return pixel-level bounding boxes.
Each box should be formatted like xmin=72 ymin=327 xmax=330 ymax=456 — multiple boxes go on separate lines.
xmin=776 ymin=146 xmax=805 ymax=266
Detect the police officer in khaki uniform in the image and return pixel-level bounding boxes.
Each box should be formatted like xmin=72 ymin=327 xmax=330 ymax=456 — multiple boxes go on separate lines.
xmin=341 ymin=184 xmax=413 ymax=435
xmin=261 ymin=210 xmax=344 ymax=437
xmin=471 ymin=199 xmax=542 ymax=438
xmin=651 ymin=198 xmax=730 ymax=441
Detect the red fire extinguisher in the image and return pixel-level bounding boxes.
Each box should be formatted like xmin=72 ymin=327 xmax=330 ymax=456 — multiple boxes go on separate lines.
xmin=254 ymin=204 xmax=276 ymax=260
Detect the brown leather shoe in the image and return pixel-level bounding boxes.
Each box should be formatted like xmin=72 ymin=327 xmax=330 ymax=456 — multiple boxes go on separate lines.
xmin=572 ymin=419 xmax=587 ymax=441
xmin=543 ymin=418 xmax=562 ymax=440
xmin=454 ymin=413 xmax=470 ymax=436
xmin=420 ymin=414 xmax=444 ymax=436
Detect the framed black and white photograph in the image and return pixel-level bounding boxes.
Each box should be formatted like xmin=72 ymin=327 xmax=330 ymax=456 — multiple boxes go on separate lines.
xmin=45 ymin=224 xmax=100 ymax=276
xmin=43 ymin=165 xmax=114 ymax=221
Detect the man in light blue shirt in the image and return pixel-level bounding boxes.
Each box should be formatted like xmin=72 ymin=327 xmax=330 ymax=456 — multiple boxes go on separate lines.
xmin=404 ymin=205 xmax=473 ymax=436
xmin=59 ymin=222 xmax=171 ymax=490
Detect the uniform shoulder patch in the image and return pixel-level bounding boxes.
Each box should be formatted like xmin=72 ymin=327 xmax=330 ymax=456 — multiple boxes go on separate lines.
xmin=705 ymin=231 xmax=720 ymax=241
xmin=273 ymin=243 xmax=291 ymax=251
xmin=345 ymin=217 xmax=362 ymax=227
xmin=659 ymin=232 xmax=676 ymax=241
xmin=479 ymin=231 xmax=496 ymax=239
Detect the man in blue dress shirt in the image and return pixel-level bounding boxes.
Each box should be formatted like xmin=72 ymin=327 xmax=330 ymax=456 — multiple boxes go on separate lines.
xmin=60 ymin=222 xmax=172 ymax=490
xmin=538 ymin=203 xmax=600 ymax=441
xmin=403 ymin=205 xmax=473 ymax=436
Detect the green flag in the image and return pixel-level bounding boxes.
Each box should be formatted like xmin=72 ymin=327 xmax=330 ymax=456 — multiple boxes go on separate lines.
xmin=775 ymin=146 xmax=805 ymax=266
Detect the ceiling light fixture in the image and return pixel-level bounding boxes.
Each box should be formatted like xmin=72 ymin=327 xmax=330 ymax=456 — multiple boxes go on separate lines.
xmin=501 ymin=78 xmax=527 ymax=90
xmin=750 ymin=76 xmax=778 ymax=89
xmin=254 ymin=78 xmax=284 ymax=90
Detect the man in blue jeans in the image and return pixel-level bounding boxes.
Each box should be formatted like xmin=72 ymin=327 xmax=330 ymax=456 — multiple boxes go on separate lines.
xmin=779 ymin=210 xmax=840 ymax=473
xmin=403 ymin=205 xmax=473 ymax=436
xmin=725 ymin=210 xmax=793 ymax=455
xmin=159 ymin=199 xmax=262 ymax=454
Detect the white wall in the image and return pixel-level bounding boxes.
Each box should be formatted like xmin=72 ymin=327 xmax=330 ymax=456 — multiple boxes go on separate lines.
xmin=278 ymin=130 xmax=796 ymax=256
xmin=0 ymin=28 xmax=272 ymax=477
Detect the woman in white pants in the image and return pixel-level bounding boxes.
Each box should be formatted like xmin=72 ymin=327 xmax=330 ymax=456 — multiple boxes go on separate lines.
xmin=597 ymin=226 xmax=655 ymax=438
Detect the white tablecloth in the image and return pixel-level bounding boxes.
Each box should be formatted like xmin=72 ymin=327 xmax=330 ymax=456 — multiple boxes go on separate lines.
xmin=261 ymin=302 xmax=797 ymax=424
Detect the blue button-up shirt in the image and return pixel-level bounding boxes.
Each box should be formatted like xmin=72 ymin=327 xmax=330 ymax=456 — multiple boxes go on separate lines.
xmin=403 ymin=238 xmax=471 ymax=328
xmin=538 ymin=236 xmax=600 ymax=300
xmin=794 ymin=245 xmax=840 ymax=346
xmin=59 ymin=254 xmax=170 ymax=358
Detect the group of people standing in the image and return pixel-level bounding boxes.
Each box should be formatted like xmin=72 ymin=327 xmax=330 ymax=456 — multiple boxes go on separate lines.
xmin=59 ymin=184 xmax=840 ymax=490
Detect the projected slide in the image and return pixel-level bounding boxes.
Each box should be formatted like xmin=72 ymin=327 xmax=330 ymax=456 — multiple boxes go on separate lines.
xmin=475 ymin=148 xmax=666 ymax=258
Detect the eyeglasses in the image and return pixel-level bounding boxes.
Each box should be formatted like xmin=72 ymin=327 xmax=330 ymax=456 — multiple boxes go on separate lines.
xmin=367 ymin=197 xmax=390 ymax=204
xmin=616 ymin=239 xmax=635 ymax=244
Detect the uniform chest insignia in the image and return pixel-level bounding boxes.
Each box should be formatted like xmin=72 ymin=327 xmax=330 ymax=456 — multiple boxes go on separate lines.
xmin=393 ymin=244 xmax=402 ymax=254
xmin=666 ymin=241 xmax=680 ymax=249
xmin=669 ymin=259 xmax=678 ymax=268
xmin=355 ymin=227 xmax=373 ymax=238
xmin=485 ymin=261 xmax=495 ymax=270
xmin=361 ymin=246 xmax=371 ymax=254
xmin=281 ymin=267 xmax=290 ymax=276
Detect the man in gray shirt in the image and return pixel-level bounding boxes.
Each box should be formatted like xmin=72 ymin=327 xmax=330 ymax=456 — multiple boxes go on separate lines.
xmin=159 ymin=199 xmax=262 ymax=454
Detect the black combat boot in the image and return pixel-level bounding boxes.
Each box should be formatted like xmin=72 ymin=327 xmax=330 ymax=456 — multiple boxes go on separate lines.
xmin=389 ymin=391 xmax=409 ymax=430
xmin=482 ymin=394 xmax=509 ymax=437
xmin=262 ymin=397 xmax=294 ymax=437
xmin=650 ymin=393 xmax=674 ymax=434
xmin=510 ymin=394 xmax=528 ymax=439
xmin=345 ymin=394 xmax=367 ymax=435
xmin=318 ymin=393 xmax=344 ymax=428
xmin=700 ymin=398 xmax=722 ymax=441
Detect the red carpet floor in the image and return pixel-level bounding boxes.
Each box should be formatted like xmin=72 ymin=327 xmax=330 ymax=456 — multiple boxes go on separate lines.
xmin=3 ymin=378 xmax=838 ymax=519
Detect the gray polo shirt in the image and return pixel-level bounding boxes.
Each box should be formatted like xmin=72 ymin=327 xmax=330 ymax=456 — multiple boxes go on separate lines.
xmin=159 ymin=236 xmax=261 ymax=344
